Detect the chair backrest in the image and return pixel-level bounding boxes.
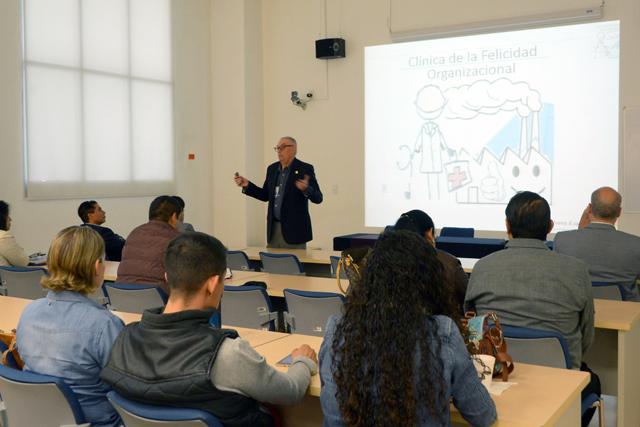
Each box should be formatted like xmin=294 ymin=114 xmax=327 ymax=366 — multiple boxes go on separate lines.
xmin=440 ymin=227 xmax=474 ymax=238
xmin=87 ymin=284 xmax=110 ymax=306
xmin=284 ymin=289 xmax=345 ymax=336
xmin=259 ymin=252 xmax=304 ymax=275
xmin=0 ymin=267 xmax=47 ymax=299
xmin=0 ymin=365 xmax=87 ymax=427
xmin=591 ymin=282 xmax=623 ymax=301
xmin=107 ymin=391 xmax=223 ymax=427
xmin=329 ymin=256 xmax=348 ymax=279
xmin=103 ymin=282 xmax=166 ymax=314
xmin=501 ymin=325 xmax=572 ymax=369
xmin=221 ymin=286 xmax=276 ymax=331
xmin=226 ymin=251 xmax=251 ymax=271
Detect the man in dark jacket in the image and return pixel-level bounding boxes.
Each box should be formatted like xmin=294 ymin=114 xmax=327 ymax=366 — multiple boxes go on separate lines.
xmin=116 ymin=196 xmax=182 ymax=293
xmin=101 ymin=232 xmax=317 ymax=426
xmin=234 ymin=137 xmax=323 ymax=248
xmin=78 ymin=200 xmax=125 ymax=261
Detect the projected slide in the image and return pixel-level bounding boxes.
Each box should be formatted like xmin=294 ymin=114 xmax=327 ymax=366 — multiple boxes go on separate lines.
xmin=365 ymin=21 xmax=619 ymax=232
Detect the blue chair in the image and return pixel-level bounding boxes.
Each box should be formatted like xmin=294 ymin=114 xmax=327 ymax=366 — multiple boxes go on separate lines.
xmin=0 ymin=365 xmax=89 ymax=426
xmin=221 ymin=285 xmax=277 ymax=331
xmin=440 ymin=227 xmax=474 ymax=238
xmin=103 ymin=282 xmax=167 ymax=314
xmin=501 ymin=325 xmax=604 ymax=427
xmin=329 ymin=256 xmax=348 ymax=279
xmin=283 ymin=289 xmax=345 ymax=336
xmin=0 ymin=266 xmax=47 ymax=299
xmin=591 ymin=282 xmax=623 ymax=301
xmin=226 ymin=250 xmax=251 ymax=271
xmin=107 ymin=391 xmax=223 ymax=427
xmin=259 ymin=252 xmax=305 ymax=275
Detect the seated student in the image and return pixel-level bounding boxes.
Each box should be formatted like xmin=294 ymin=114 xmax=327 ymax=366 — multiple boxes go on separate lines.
xmin=394 ymin=209 xmax=468 ymax=313
xmin=116 ymin=195 xmax=182 ymax=294
xmin=172 ymin=196 xmax=196 ymax=232
xmin=555 ymin=186 xmax=640 ymax=301
xmin=102 ymin=232 xmax=318 ymax=426
xmin=320 ymin=230 xmax=496 ymax=426
xmin=78 ymin=200 xmax=126 ymax=261
xmin=465 ymin=191 xmax=599 ymax=427
xmin=0 ymin=201 xmax=29 ymax=267
xmin=16 ymin=226 xmax=124 ymax=427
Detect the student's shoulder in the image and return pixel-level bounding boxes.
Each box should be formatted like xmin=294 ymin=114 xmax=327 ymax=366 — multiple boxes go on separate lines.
xmin=553 ymin=229 xmax=579 ymax=243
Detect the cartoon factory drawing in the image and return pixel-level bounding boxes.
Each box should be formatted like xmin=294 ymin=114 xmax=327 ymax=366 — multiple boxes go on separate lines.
xmin=397 ymin=78 xmax=553 ymax=204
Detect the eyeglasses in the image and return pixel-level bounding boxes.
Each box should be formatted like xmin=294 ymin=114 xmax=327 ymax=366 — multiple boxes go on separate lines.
xmin=273 ymin=144 xmax=294 ymax=152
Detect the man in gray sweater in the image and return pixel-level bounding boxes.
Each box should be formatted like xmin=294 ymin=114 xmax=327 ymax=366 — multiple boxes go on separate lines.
xmin=555 ymin=187 xmax=640 ymax=301
xmin=102 ymin=232 xmax=317 ymax=426
xmin=464 ymin=191 xmax=599 ymax=427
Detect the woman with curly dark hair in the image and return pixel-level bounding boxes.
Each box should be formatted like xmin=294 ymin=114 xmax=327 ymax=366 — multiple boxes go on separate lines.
xmin=319 ymin=230 xmax=496 ymax=426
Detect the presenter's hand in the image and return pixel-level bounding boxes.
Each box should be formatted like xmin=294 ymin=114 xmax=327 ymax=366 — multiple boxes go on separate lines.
xmin=295 ymin=174 xmax=310 ymax=192
xmin=234 ymin=173 xmax=249 ymax=188
xmin=291 ymin=344 xmax=318 ymax=364
xmin=578 ymin=205 xmax=591 ymax=229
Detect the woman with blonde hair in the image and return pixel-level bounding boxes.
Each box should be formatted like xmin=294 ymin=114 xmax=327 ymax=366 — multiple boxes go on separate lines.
xmin=16 ymin=226 xmax=124 ymax=427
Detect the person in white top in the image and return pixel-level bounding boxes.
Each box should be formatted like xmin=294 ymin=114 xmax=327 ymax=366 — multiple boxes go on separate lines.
xmin=0 ymin=201 xmax=29 ymax=267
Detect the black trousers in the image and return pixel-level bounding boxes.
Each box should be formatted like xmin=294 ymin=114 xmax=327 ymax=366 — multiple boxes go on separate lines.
xmin=581 ymin=362 xmax=602 ymax=427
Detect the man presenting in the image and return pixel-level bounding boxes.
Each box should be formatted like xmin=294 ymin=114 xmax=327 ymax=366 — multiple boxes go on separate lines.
xmin=555 ymin=186 xmax=640 ymax=301
xmin=78 ymin=200 xmax=126 ymax=261
xmin=234 ymin=136 xmax=323 ymax=248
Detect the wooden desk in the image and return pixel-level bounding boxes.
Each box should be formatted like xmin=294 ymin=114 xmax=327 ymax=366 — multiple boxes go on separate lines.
xmin=239 ymin=247 xmax=339 ymax=265
xmin=586 ymin=299 xmax=640 ymax=427
xmin=104 ymin=260 xmax=119 ymax=282
xmin=237 ymin=247 xmax=341 ymax=278
xmin=226 ymin=272 xmax=340 ymax=298
xmin=459 ymin=257 xmax=477 ymax=274
xmin=0 ymin=295 xmax=287 ymax=349
xmin=254 ymin=334 xmax=588 ymax=427
xmin=225 ymin=270 xmax=271 ymax=285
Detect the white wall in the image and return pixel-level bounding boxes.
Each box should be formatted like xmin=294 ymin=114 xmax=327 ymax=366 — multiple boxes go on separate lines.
xmin=0 ymin=0 xmax=214 ymax=253
xmin=212 ymin=0 xmax=640 ymax=249
xmin=2 ymin=0 xmax=638 ymax=254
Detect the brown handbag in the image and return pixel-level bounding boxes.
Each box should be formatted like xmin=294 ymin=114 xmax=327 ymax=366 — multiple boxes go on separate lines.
xmin=0 ymin=329 xmax=24 ymax=369
xmin=461 ymin=311 xmax=514 ymax=382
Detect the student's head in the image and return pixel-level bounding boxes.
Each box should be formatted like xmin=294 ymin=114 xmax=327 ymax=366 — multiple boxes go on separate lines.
xmin=505 ymin=191 xmax=553 ymax=240
xmin=590 ymin=186 xmax=621 ymax=223
xmin=149 ymin=196 xmax=183 ymax=228
xmin=172 ymin=196 xmax=186 ymax=222
xmin=394 ymin=209 xmax=436 ymax=245
xmin=164 ymin=232 xmax=227 ymax=309
xmin=332 ymin=230 xmax=456 ymax=426
xmin=42 ymin=226 xmax=105 ymax=294
xmin=0 ymin=201 xmax=10 ymax=231
xmin=78 ymin=200 xmax=106 ymax=225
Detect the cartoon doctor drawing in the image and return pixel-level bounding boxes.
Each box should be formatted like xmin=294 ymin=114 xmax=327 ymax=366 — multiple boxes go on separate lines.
xmin=413 ymin=85 xmax=455 ymax=200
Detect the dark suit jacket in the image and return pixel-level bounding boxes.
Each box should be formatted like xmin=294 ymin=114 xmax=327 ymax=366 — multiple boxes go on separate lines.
xmin=437 ymin=249 xmax=468 ymax=314
xmin=82 ymin=223 xmax=126 ymax=262
xmin=554 ymin=222 xmax=640 ymax=301
xmin=243 ymin=158 xmax=322 ymax=244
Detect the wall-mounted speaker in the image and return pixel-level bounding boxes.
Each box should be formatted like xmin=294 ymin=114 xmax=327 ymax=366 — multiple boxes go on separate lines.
xmin=315 ymin=38 xmax=346 ymax=59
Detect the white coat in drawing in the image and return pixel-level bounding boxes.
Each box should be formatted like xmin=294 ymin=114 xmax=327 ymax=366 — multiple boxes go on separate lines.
xmin=413 ymin=85 xmax=455 ymax=200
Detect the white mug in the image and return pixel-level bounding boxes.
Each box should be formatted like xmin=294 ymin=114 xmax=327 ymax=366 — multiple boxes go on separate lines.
xmin=472 ymin=354 xmax=496 ymax=389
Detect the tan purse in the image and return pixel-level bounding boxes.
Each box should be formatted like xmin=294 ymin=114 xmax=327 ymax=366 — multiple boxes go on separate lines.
xmin=461 ymin=312 xmax=514 ymax=382
xmin=0 ymin=329 xmax=24 ymax=369
xmin=335 ymin=247 xmax=371 ymax=294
